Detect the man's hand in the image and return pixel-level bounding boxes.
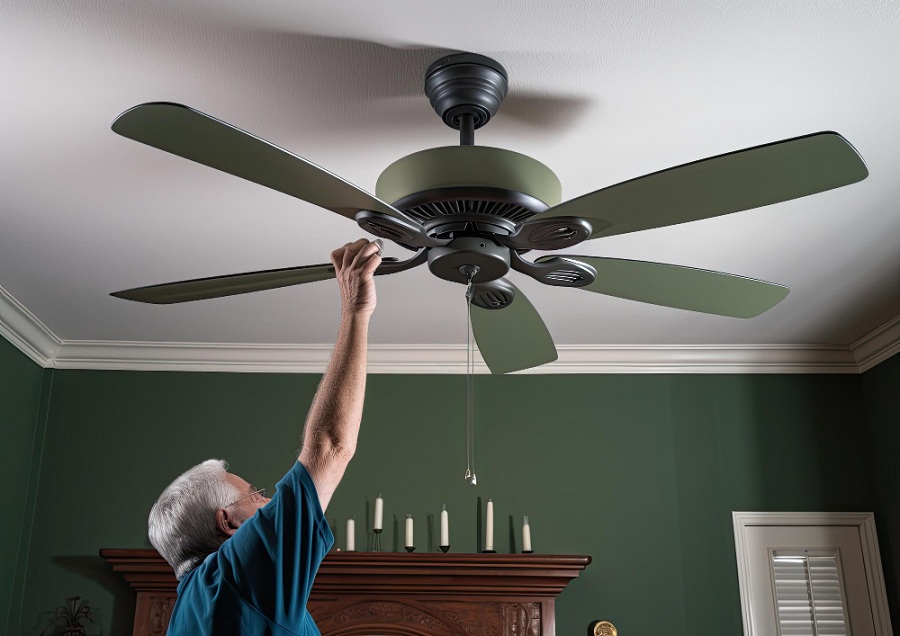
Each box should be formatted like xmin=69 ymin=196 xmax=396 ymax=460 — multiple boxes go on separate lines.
xmin=331 ymin=239 xmax=381 ymax=319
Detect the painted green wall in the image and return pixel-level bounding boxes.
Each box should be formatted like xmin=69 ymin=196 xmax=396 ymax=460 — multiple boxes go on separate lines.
xmin=0 ymin=338 xmax=48 ymax=634
xmin=861 ymin=352 xmax=900 ymax=625
xmin=17 ymin=368 xmax=885 ymax=635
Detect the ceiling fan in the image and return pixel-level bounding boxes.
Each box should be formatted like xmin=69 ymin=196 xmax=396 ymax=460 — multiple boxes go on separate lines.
xmin=110 ymin=52 xmax=868 ymax=374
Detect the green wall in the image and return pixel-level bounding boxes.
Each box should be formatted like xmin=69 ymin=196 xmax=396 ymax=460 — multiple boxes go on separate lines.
xmin=0 ymin=338 xmax=49 ymax=635
xmin=15 ymin=367 xmax=888 ymax=635
xmin=861 ymin=352 xmax=900 ymax=625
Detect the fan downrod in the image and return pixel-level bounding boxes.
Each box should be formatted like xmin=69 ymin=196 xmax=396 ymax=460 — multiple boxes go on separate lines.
xmin=424 ymin=53 xmax=509 ymax=146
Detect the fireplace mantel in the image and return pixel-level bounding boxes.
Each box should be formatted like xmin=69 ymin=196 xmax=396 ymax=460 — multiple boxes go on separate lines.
xmin=101 ymin=549 xmax=591 ymax=635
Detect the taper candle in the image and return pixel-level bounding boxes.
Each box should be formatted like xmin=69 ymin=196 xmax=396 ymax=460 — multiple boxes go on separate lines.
xmin=522 ymin=515 xmax=532 ymax=552
xmin=405 ymin=514 xmax=414 ymax=548
xmin=485 ymin=499 xmax=494 ymax=551
xmin=374 ymin=494 xmax=384 ymax=531
xmin=346 ymin=518 xmax=355 ymax=551
xmin=440 ymin=503 xmax=449 ymax=546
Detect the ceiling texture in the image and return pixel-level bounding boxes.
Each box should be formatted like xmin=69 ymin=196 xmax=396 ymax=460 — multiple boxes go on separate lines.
xmin=1 ymin=0 xmax=898 ymax=374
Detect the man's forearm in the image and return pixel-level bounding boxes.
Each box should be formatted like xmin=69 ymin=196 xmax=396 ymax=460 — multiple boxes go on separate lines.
xmin=298 ymin=312 xmax=370 ymax=508
xmin=305 ymin=313 xmax=369 ymax=455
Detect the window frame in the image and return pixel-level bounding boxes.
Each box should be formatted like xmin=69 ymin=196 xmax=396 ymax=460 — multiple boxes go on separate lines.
xmin=732 ymin=511 xmax=893 ymax=636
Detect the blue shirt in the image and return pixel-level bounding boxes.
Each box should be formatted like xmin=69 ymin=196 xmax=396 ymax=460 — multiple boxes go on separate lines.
xmin=167 ymin=462 xmax=334 ymax=635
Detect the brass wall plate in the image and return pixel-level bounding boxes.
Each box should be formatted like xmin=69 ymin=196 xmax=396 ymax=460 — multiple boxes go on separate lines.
xmin=590 ymin=620 xmax=617 ymax=636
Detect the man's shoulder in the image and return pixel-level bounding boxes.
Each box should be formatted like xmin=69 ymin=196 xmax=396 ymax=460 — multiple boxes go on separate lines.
xmin=279 ymin=460 xmax=315 ymax=490
xmin=176 ymin=551 xmax=220 ymax=592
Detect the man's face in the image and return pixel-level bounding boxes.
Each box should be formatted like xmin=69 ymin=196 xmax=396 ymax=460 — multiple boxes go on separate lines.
xmin=223 ymin=473 xmax=272 ymax=526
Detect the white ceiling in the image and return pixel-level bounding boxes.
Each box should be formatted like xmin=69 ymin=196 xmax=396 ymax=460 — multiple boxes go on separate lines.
xmin=1 ymin=0 xmax=899 ymax=373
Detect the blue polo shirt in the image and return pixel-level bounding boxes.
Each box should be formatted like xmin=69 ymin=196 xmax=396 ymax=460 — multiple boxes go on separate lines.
xmin=167 ymin=462 xmax=334 ymax=635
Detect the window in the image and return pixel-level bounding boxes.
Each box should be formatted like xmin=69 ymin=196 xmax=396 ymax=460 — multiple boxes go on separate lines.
xmin=732 ymin=512 xmax=893 ymax=635
xmin=771 ymin=550 xmax=849 ymax=635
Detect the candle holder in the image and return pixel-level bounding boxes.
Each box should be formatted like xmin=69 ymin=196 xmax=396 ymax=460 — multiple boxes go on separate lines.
xmin=481 ymin=549 xmax=496 ymax=553
xmin=372 ymin=528 xmax=383 ymax=552
xmin=522 ymin=549 xmax=534 ymax=554
xmin=439 ymin=545 xmax=450 ymax=553
xmin=405 ymin=546 xmax=416 ymax=553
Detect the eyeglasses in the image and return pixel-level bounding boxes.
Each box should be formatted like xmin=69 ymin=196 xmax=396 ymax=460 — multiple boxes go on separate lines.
xmin=226 ymin=487 xmax=267 ymax=508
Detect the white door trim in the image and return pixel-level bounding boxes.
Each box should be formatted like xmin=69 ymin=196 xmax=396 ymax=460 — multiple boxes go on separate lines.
xmin=732 ymin=511 xmax=893 ymax=636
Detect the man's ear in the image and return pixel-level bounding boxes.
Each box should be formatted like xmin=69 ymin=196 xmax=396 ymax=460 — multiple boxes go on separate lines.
xmin=215 ymin=508 xmax=238 ymax=537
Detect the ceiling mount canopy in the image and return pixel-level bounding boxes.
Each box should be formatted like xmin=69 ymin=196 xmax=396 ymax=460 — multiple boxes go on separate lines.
xmin=424 ymin=52 xmax=510 ymax=144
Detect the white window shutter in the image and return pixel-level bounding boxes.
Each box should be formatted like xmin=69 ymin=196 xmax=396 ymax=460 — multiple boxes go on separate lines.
xmin=772 ymin=551 xmax=849 ymax=636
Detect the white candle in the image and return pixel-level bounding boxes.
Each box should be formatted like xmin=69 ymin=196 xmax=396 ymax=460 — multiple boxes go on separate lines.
xmin=485 ymin=499 xmax=494 ymax=551
xmin=440 ymin=503 xmax=449 ymax=546
xmin=374 ymin=494 xmax=383 ymax=531
xmin=405 ymin=514 xmax=414 ymax=548
xmin=522 ymin=515 xmax=532 ymax=552
xmin=346 ymin=518 xmax=355 ymax=551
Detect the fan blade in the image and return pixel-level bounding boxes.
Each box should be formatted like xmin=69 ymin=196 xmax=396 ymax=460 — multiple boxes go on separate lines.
xmin=540 ymin=255 xmax=788 ymax=318
xmin=111 ymin=263 xmax=338 ymax=304
xmin=110 ymin=255 xmax=419 ymax=304
xmin=534 ymin=132 xmax=867 ymax=239
xmin=112 ymin=102 xmax=416 ymax=225
xmin=470 ymin=280 xmax=557 ymax=373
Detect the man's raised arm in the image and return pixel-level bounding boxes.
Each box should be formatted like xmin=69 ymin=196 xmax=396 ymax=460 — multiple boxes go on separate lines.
xmin=298 ymin=238 xmax=381 ymax=511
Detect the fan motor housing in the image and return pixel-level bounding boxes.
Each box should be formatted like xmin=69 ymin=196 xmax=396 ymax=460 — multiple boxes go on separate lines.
xmin=376 ymin=146 xmax=562 ymax=239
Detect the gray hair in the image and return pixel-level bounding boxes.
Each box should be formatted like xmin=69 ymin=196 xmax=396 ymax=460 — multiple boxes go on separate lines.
xmin=148 ymin=459 xmax=242 ymax=580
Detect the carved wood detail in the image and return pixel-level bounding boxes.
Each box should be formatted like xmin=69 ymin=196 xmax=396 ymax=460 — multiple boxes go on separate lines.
xmin=100 ymin=549 xmax=589 ymax=636
xmin=147 ymin=596 xmax=173 ymax=636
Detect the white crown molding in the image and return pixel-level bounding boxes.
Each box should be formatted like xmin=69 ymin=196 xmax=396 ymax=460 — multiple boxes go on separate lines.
xmin=851 ymin=314 xmax=900 ymax=372
xmin=0 ymin=285 xmax=59 ymax=367
xmin=48 ymin=341 xmax=860 ymax=374
xmin=2 ymin=285 xmax=898 ymax=373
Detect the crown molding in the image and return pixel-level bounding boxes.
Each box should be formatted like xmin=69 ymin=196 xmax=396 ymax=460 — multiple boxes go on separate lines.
xmin=1 ymin=285 xmax=897 ymax=374
xmin=851 ymin=314 xmax=900 ymax=372
xmin=45 ymin=341 xmax=862 ymax=374
xmin=0 ymin=285 xmax=59 ymax=367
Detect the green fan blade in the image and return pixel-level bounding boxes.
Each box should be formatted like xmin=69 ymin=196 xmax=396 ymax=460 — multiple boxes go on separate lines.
xmin=112 ymin=102 xmax=413 ymax=223
xmin=470 ymin=281 xmax=558 ymax=373
xmin=110 ymin=263 xmax=339 ymax=304
xmin=541 ymin=256 xmax=789 ymax=318
xmin=536 ymin=132 xmax=867 ymax=239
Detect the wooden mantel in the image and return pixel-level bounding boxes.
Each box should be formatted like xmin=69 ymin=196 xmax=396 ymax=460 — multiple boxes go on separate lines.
xmin=101 ymin=548 xmax=591 ymax=635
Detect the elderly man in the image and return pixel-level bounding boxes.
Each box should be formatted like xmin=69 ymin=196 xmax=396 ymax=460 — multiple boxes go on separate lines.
xmin=148 ymin=238 xmax=381 ymax=635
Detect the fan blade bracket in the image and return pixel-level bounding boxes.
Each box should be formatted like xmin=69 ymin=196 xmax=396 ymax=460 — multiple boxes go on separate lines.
xmin=375 ymin=249 xmax=428 ymax=275
xmin=512 ymin=252 xmax=596 ymax=287
xmin=355 ymin=210 xmax=448 ymax=248
xmin=470 ymin=278 xmax=515 ymax=310
xmin=501 ymin=216 xmax=598 ymax=250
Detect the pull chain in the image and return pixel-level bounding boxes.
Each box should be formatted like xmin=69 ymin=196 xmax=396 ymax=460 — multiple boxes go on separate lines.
xmin=462 ymin=266 xmax=480 ymax=486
